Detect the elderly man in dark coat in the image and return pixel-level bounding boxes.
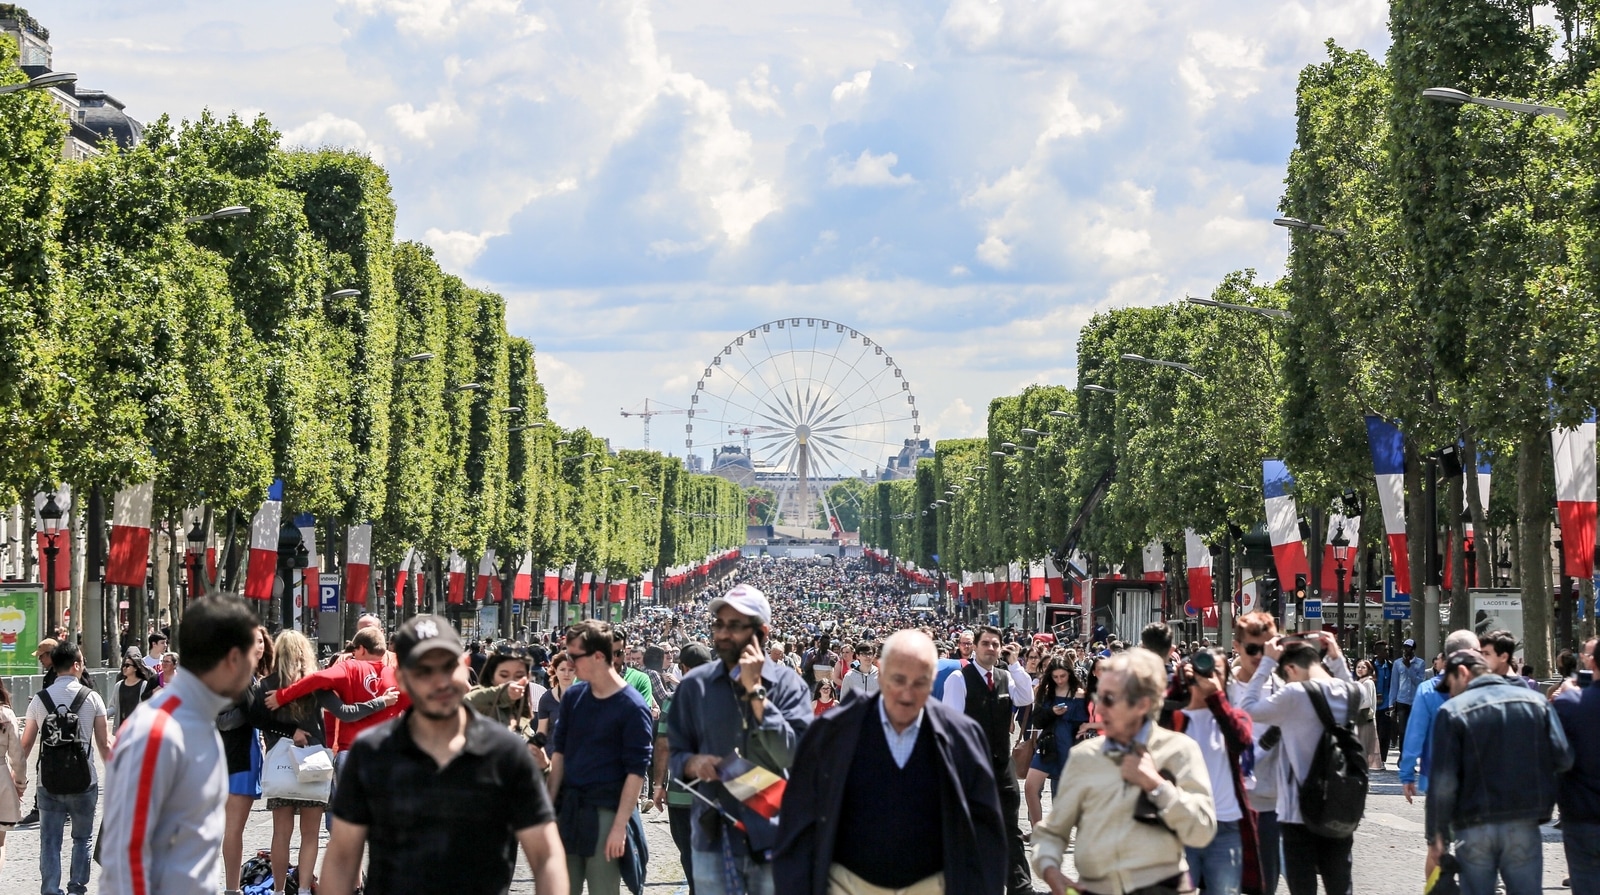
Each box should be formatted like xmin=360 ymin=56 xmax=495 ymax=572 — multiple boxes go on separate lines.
xmin=775 ymin=630 xmax=1007 ymax=895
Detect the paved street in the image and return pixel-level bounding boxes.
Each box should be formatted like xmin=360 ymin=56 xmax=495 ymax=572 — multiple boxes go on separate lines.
xmin=0 ymin=759 xmax=1576 ymax=894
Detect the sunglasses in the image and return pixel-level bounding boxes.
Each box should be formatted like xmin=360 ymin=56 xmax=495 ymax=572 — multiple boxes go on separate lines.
xmin=1243 ymin=643 xmax=1264 ymax=656
xmin=711 ymin=620 xmax=755 ymax=633
xmin=1093 ymin=691 xmax=1130 ymax=707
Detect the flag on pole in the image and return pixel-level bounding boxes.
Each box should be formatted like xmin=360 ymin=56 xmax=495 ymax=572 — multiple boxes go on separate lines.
xmin=296 ymin=514 xmax=319 ymax=612
xmin=1143 ymin=540 xmax=1165 ymax=583
xmin=1262 ymin=460 xmax=1310 ymax=585
xmin=714 ymin=753 xmax=785 ymax=853
xmin=1185 ymin=530 xmax=1214 ymax=611
xmin=347 ymin=524 xmax=372 ymax=605
xmin=559 ymin=566 xmax=575 ymax=603
xmin=447 ymin=550 xmax=467 ymax=604
xmin=1044 ymin=557 xmax=1066 ymax=602
xmin=1552 ymin=415 xmax=1598 ymax=579
xmin=394 ymin=546 xmax=416 ymax=608
xmin=475 ymin=549 xmax=500 ymax=603
xmin=244 ymin=479 xmax=284 ymax=600
xmin=578 ymin=572 xmax=593 ymax=604
xmin=106 ymin=482 xmax=154 ymax=587
xmin=1028 ymin=561 xmax=1047 ymax=602
xmin=513 ymin=554 xmax=534 ymax=602
xmin=1007 ymin=561 xmax=1025 ymax=604
xmin=544 ymin=568 xmax=561 ymax=603
xmin=610 ymin=580 xmax=627 ymax=603
xmin=1365 ymin=416 xmax=1411 ymax=589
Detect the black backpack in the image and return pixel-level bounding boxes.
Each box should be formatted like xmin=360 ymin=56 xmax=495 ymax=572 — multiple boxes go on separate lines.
xmin=1297 ymin=681 xmax=1367 ymax=838
xmin=38 ymin=688 xmax=93 ymax=795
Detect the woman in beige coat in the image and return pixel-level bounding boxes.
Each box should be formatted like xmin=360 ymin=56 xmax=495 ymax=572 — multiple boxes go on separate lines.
xmin=0 ymin=677 xmax=24 ymax=875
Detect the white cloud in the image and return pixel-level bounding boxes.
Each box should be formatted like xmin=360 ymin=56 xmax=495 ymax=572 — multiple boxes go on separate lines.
xmin=422 ymin=227 xmax=503 ymax=269
xmin=831 ymin=70 xmax=872 ymax=105
xmin=386 ymin=98 xmax=461 ymax=142
xmin=281 ymin=112 xmax=389 ymax=163
xmin=827 ymin=150 xmax=916 ymax=188
xmin=736 ymin=64 xmax=783 ymax=115
xmin=338 ymin=0 xmax=545 ymax=39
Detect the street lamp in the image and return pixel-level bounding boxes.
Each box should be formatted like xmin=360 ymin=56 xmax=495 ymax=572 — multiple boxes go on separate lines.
xmin=186 ymin=517 xmax=207 ymax=601
xmin=1000 ymin=442 xmax=1018 ymax=450
xmin=400 ymin=351 xmax=435 ymax=364
xmin=446 ymin=382 xmax=481 ymax=393
xmin=1120 ymin=353 xmax=1202 ymax=378
xmin=509 ymin=422 xmax=547 ymax=433
xmin=599 ymin=467 xmax=615 ymax=473
xmin=0 ymin=71 xmax=77 ymax=95
xmin=1048 ymin=409 xmax=1072 ymax=418
xmin=38 ymin=493 xmax=63 ymax=631
xmin=554 ymin=439 xmax=572 ymax=446
xmin=1187 ymin=296 xmax=1293 ymax=321
xmin=183 ymin=205 xmax=252 ymax=224
xmin=1332 ymin=523 xmax=1350 ymax=651
xmin=1080 ymin=384 xmax=1118 ymax=395
xmin=1273 ymin=216 xmax=1349 ymax=237
xmin=324 ymin=289 xmax=361 ymax=301
xmin=1422 ymin=87 xmax=1568 ymax=119
xmin=501 ymin=406 xmax=523 ymax=414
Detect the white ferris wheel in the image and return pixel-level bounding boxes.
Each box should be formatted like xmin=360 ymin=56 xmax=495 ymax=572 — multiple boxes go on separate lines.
xmin=686 ymin=317 xmax=921 ymax=533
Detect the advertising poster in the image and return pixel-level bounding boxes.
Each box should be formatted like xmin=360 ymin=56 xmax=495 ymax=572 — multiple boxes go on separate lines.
xmin=0 ymin=584 xmax=44 ymax=675
xmin=1469 ymin=590 xmax=1524 ymax=660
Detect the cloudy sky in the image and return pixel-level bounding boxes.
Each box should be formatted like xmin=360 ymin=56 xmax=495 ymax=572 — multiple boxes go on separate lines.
xmin=34 ymin=0 xmax=1397 ymax=468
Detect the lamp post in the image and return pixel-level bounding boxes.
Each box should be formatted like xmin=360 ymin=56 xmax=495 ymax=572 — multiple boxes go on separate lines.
xmin=275 ymin=523 xmax=305 ymax=633
xmin=183 ymin=205 xmax=252 ymax=225
xmin=186 ymin=518 xmax=207 ymax=601
xmin=1186 ymin=296 xmax=1293 ymax=321
xmin=1119 ymin=353 xmax=1202 ymax=378
xmin=39 ymin=493 xmax=64 ymax=634
xmin=1421 ymin=87 xmax=1568 ymax=119
xmin=0 ymin=71 xmax=77 ymax=95
xmin=1332 ymin=523 xmax=1350 ymax=652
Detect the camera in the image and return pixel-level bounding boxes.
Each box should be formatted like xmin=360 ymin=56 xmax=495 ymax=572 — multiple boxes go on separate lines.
xmin=528 ymin=730 xmax=548 ymax=749
xmin=1190 ymin=649 xmax=1217 ymax=677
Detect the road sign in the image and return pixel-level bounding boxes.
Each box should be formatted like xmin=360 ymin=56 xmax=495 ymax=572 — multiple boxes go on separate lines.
xmin=1383 ymin=574 xmax=1409 ymax=604
xmin=1303 ymin=600 xmax=1323 ymax=619
xmin=1384 ymin=605 xmax=1411 ymax=620
xmin=318 ymin=573 xmax=340 ymax=613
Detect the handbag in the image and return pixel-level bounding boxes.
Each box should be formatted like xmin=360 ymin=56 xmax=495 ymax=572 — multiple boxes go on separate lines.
xmin=1011 ymin=732 xmax=1038 ymax=779
xmin=293 ymin=744 xmax=335 ymax=783
xmin=262 ymin=738 xmax=332 ymax=802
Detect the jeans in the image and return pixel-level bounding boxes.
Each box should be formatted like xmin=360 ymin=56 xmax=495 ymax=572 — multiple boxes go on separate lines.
xmin=1279 ymin=823 xmax=1351 ymax=895
xmin=692 ymin=847 xmax=775 ymax=895
xmin=1564 ymin=822 xmax=1600 ymax=895
xmin=668 ymin=805 xmax=696 ymax=895
xmin=1454 ymin=821 xmax=1542 ymax=895
xmin=38 ymin=787 xmax=97 ymax=895
xmin=1256 ymin=810 xmax=1281 ymax=895
xmin=1185 ymin=819 xmax=1243 ymax=895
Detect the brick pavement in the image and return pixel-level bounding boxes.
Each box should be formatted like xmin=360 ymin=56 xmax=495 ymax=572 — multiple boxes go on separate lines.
xmin=0 ymin=763 xmax=1577 ymax=893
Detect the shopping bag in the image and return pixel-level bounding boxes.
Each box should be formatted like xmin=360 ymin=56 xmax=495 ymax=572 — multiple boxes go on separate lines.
xmin=293 ymin=744 xmax=335 ymax=783
xmin=262 ymin=739 xmax=332 ymax=802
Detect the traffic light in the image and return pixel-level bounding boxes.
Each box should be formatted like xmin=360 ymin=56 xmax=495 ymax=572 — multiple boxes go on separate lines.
xmin=1293 ymin=573 xmax=1308 ymax=604
xmin=1262 ymin=573 xmax=1281 ymax=616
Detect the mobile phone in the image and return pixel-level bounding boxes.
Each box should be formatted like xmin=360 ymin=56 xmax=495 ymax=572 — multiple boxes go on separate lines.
xmin=1580 ymin=669 xmax=1594 ymax=689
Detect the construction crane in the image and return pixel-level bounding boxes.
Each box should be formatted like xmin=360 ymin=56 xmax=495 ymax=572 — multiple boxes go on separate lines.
xmin=620 ymin=400 xmax=687 ymax=450
xmin=728 ymin=428 xmax=755 ymax=454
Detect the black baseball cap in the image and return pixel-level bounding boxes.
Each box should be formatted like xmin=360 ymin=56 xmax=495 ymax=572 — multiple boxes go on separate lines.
xmin=393 ymin=615 xmax=464 ymax=668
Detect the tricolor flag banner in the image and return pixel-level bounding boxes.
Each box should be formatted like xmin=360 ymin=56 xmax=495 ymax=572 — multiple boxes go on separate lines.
xmin=716 ymin=753 xmax=785 ymax=854
xmin=447 ymin=550 xmax=467 ymax=604
xmin=982 ymin=570 xmax=996 ymax=603
xmin=1453 ymin=457 xmax=1492 ymax=588
xmin=544 ymin=568 xmax=561 ymax=603
xmin=295 ymin=514 xmax=319 ymax=609
xmin=959 ymin=570 xmax=974 ymax=604
xmin=1185 ymin=530 xmax=1214 ymax=611
xmin=1028 ymin=561 xmax=1047 ymax=602
xmin=1365 ymin=415 xmax=1411 ymax=589
xmin=577 ymin=572 xmax=592 ymax=604
xmin=1320 ymin=514 xmax=1362 ymax=594
xmin=1044 ymin=557 xmax=1067 ymax=602
xmin=1008 ymin=561 xmax=1025 ymax=604
xmin=641 ymin=579 xmax=653 ymax=600
xmin=610 ymin=580 xmax=627 ymax=603
xmin=513 ymin=554 xmax=534 ymax=602
xmin=244 ymin=479 xmax=285 ymax=601
xmin=1142 ymin=540 xmax=1166 ymax=583
xmin=475 ymin=549 xmax=499 ymax=603
xmin=559 ymin=565 xmax=576 ymax=603
xmin=1552 ymin=415 xmax=1598 ymax=579
xmin=33 ymin=488 xmax=72 ymax=592
xmin=347 ymin=524 xmax=372 ymax=605
xmin=1262 ymin=460 xmax=1310 ymax=586
xmin=106 ymin=482 xmax=155 ymax=588
xmin=394 ymin=546 xmax=416 ymax=608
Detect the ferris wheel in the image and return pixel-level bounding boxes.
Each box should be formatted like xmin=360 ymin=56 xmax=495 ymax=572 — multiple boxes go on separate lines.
xmin=686 ymin=318 xmax=921 ymax=532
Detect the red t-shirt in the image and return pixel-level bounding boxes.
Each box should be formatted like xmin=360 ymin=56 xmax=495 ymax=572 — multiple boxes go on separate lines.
xmin=275 ymin=658 xmax=408 ymax=752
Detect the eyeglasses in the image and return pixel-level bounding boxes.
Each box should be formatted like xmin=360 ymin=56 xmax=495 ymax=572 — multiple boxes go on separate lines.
xmin=1243 ymin=643 xmax=1264 ymax=657
xmin=567 ymin=649 xmax=593 ymax=660
xmin=1094 ymin=691 xmax=1129 ymax=708
xmin=711 ymin=620 xmax=755 ymax=633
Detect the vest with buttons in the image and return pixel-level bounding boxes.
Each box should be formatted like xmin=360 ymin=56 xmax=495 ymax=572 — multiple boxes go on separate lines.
xmin=961 ymin=662 xmax=1013 ymax=763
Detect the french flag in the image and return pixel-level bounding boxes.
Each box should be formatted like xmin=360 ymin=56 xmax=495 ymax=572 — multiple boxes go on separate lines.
xmin=1142 ymin=540 xmax=1166 ymax=582
xmin=1320 ymin=513 xmax=1362 ymax=594
xmin=105 ymin=482 xmax=154 ymax=588
xmin=610 ymin=580 xmax=627 ymax=603
xmin=347 ymin=524 xmax=372 ymax=605
xmin=513 ymin=554 xmax=533 ymax=602
xmin=296 ymin=514 xmax=319 ymax=610
xmin=1552 ymin=415 xmax=1597 ymax=579
xmin=244 ymin=479 xmax=284 ymax=601
xmin=394 ymin=546 xmax=416 ymax=608
xmin=559 ymin=566 xmax=576 ymax=603
xmin=1044 ymin=557 xmax=1067 ymax=602
xmin=1451 ymin=457 xmax=1492 ymax=587
xmin=544 ymin=568 xmax=561 ymax=603
xmin=447 ymin=550 xmax=467 ymax=604
xmin=1185 ymin=529 xmax=1214 ymax=611
xmin=1028 ymin=561 xmax=1047 ymax=602
xmin=1008 ymin=561 xmax=1025 ymax=604
xmin=1262 ymin=460 xmax=1310 ymax=586
xmin=1365 ymin=416 xmax=1411 ymax=589
xmin=475 ymin=549 xmax=500 ymax=603
xmin=641 ymin=578 xmax=653 ymax=600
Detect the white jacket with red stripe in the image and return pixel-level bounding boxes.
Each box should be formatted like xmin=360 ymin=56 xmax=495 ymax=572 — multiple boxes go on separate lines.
xmin=99 ymin=670 xmax=234 ymax=895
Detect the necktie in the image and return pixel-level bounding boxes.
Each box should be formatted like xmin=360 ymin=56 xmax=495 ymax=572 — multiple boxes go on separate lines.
xmin=986 ymin=671 xmax=994 ymax=691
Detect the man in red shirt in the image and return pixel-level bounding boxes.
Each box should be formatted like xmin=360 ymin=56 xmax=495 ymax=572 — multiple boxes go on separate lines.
xmin=266 ymin=628 xmax=408 ymax=752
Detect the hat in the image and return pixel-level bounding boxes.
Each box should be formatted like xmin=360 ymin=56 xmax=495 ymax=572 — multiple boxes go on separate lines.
xmin=124 ymin=646 xmax=143 ymax=661
xmin=1444 ymin=648 xmax=1488 ymax=673
xmin=1402 ymin=638 xmax=1416 ymax=648
xmin=392 ymin=614 xmax=464 ymax=668
xmin=678 ymin=643 xmax=714 ymax=670
xmin=709 ymin=583 xmax=771 ymax=626
xmin=34 ymin=638 xmax=57 ymax=659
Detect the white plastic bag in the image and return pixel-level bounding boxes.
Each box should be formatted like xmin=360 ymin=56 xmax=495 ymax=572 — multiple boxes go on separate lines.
xmin=294 ymin=744 xmax=335 ymax=783
xmin=262 ymin=738 xmax=331 ymax=802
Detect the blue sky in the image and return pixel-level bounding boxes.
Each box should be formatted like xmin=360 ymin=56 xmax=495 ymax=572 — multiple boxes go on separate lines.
xmin=33 ymin=0 xmax=1396 ymax=465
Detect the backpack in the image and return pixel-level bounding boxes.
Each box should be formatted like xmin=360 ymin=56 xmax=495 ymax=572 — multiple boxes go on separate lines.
xmin=1297 ymin=681 xmax=1367 ymax=838
xmin=37 ymin=688 xmax=93 ymax=795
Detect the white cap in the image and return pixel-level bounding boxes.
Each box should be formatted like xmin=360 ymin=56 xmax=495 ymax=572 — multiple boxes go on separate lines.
xmin=709 ymin=583 xmax=771 ymax=626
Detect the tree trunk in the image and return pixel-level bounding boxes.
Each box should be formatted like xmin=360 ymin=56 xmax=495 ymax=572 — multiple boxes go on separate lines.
xmin=1404 ymin=440 xmax=1427 ymax=642
xmin=1447 ymin=473 xmax=1468 ymax=630
xmin=1517 ymin=429 xmax=1553 ymax=677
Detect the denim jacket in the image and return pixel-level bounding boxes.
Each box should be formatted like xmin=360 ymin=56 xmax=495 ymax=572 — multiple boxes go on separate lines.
xmin=1425 ymin=675 xmax=1574 ymax=842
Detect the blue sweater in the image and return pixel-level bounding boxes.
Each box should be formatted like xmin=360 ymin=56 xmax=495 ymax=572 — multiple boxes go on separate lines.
xmin=1555 ymin=683 xmax=1600 ymax=824
xmin=551 ymin=680 xmax=654 ymax=788
xmin=1398 ymin=675 xmax=1446 ymax=791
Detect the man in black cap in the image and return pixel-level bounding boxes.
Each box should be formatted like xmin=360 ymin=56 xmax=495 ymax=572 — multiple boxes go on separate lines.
xmin=319 ymin=615 xmax=568 ymax=895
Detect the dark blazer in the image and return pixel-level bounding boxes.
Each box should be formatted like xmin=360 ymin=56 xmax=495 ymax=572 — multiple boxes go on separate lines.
xmin=774 ymin=694 xmax=1007 ymax=895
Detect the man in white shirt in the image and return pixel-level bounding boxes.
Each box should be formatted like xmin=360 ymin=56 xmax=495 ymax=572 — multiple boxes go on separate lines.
xmin=20 ymin=641 xmax=113 ymax=895
xmin=840 ymin=641 xmax=880 ymax=700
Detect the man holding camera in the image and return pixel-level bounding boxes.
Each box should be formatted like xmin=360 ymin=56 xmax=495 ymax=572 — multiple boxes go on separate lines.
xmin=1169 ymin=648 xmax=1257 ymax=895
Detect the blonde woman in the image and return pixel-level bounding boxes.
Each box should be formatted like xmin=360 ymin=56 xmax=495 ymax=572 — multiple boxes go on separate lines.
xmin=0 ymin=678 xmax=22 ymax=874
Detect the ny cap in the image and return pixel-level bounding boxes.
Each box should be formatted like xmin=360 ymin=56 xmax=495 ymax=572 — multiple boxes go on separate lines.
xmin=709 ymin=583 xmax=771 ymax=625
xmin=393 ymin=614 xmax=464 ymax=667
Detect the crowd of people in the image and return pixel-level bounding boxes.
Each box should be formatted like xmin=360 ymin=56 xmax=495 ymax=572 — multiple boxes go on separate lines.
xmin=1 ymin=555 xmax=1598 ymax=895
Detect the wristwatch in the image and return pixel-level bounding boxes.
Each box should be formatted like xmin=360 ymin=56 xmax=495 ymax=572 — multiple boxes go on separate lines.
xmin=746 ymin=685 xmax=768 ymax=702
